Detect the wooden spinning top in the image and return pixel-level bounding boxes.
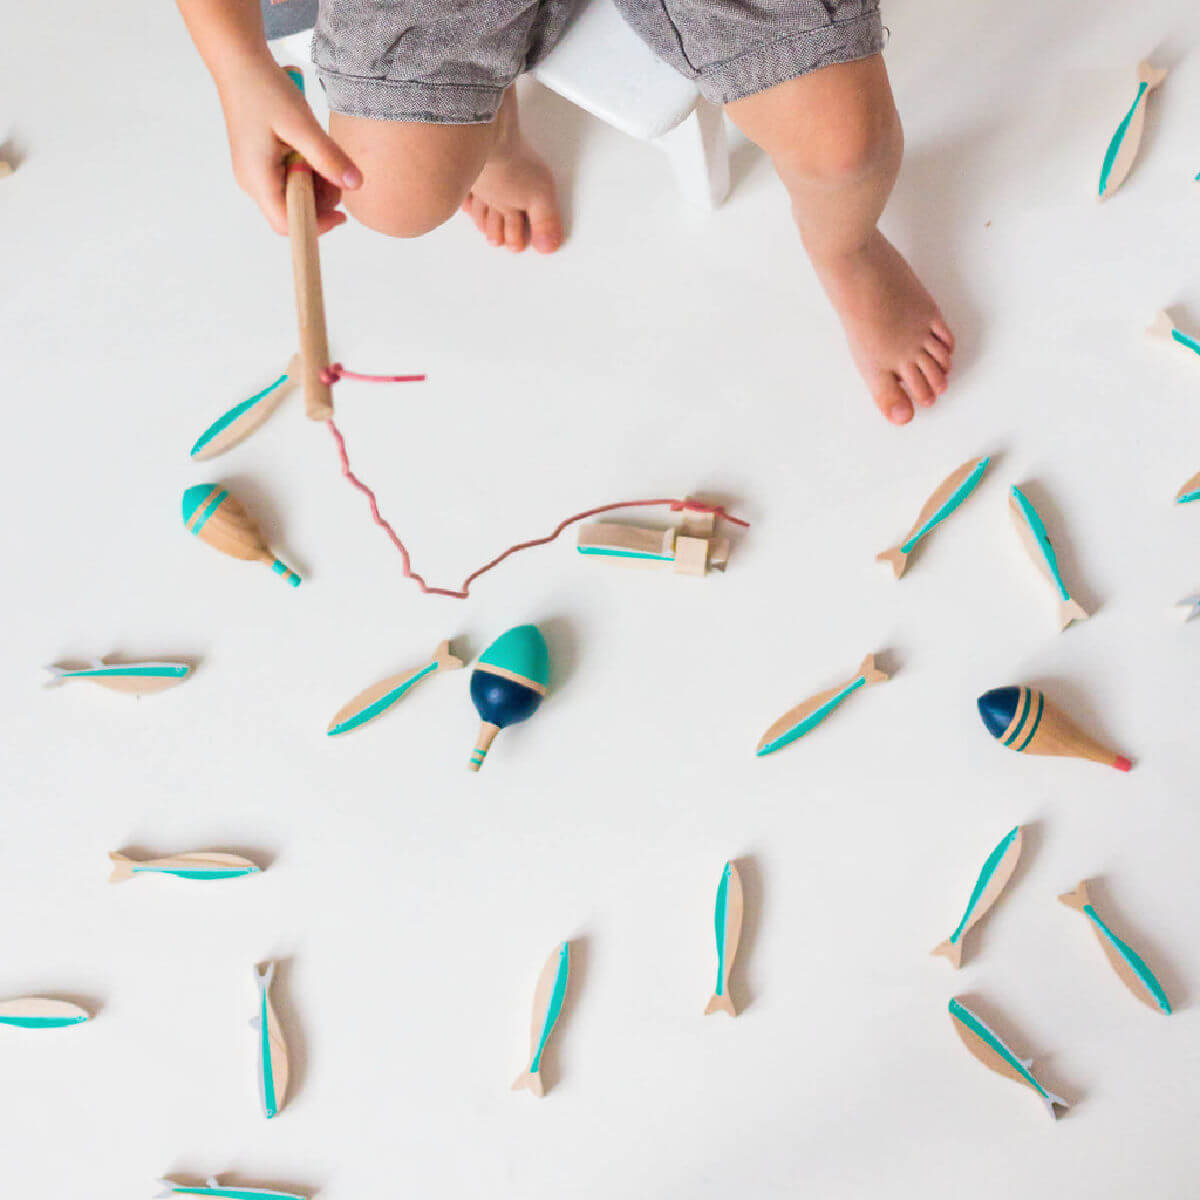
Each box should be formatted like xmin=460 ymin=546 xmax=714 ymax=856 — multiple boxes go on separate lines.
xmin=468 ymin=625 xmax=549 ymax=771
xmin=977 ymin=686 xmax=1130 ymax=771
xmin=181 ymin=484 xmax=301 ymax=587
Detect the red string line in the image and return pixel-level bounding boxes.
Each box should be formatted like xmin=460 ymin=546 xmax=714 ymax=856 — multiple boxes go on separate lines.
xmin=325 ymin=418 xmax=749 ymax=599
xmin=320 ymin=363 xmax=426 ymax=385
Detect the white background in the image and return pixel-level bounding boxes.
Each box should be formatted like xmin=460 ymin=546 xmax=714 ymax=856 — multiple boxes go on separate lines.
xmin=3 ymin=0 xmax=1199 ymax=1196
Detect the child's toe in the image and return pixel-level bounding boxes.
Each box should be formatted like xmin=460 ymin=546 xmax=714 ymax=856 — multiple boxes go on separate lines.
xmin=504 ymin=210 xmax=530 ymax=252
xmin=485 ymin=205 xmax=504 ymax=246
xmin=528 ymin=202 xmax=563 ymax=254
xmin=924 ymin=336 xmax=952 ymax=370
xmin=899 ymin=361 xmax=935 ymax=408
xmin=875 ymin=375 xmax=914 ymax=425
xmin=932 ymin=317 xmax=955 ymax=352
xmin=916 ymin=350 xmax=948 ymax=396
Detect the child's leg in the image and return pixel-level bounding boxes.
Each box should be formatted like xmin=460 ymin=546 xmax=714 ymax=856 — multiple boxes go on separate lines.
xmin=726 ymin=55 xmax=952 ymax=425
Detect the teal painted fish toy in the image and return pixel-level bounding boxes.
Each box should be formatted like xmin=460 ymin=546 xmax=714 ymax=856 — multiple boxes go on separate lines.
xmin=190 ymin=356 xmax=301 ymax=461
xmin=877 ymin=455 xmax=990 ymax=578
xmin=1059 ymin=881 xmax=1171 ymax=1014
xmin=0 ymin=997 xmax=89 ymax=1029
xmin=1008 ymin=487 xmax=1089 ymax=631
xmin=705 ymin=861 xmax=744 ymax=1016
xmin=109 ymin=851 xmax=261 ymax=883
xmin=1098 ymin=61 xmax=1167 ymax=201
xmin=251 ymin=963 xmax=289 ymax=1119
xmin=157 ymin=1178 xmax=307 ymax=1200
xmin=756 ymin=654 xmax=888 ymax=757
xmin=1149 ymin=311 xmax=1200 ymax=365
xmin=513 ymin=942 xmax=570 ymax=1097
xmin=948 ymin=997 xmax=1068 ymax=1119
xmin=931 ymin=826 xmax=1023 ymax=969
xmin=327 ymin=640 xmax=463 ymax=737
xmin=1175 ymin=471 xmax=1200 ymax=505
xmin=182 ymin=484 xmax=301 ymax=587
xmin=44 ymin=659 xmax=190 ymax=696
xmin=468 ymin=625 xmax=549 ymax=771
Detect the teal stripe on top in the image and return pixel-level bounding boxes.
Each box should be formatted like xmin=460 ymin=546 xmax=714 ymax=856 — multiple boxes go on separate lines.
xmin=901 ymin=458 xmax=990 ymax=553
xmin=1014 ymin=692 xmax=1044 ymax=752
xmin=949 ymin=826 xmax=1020 ymax=943
xmin=756 ymin=676 xmax=865 ymax=757
xmin=1001 ymin=689 xmax=1032 ymax=747
xmin=1172 ymin=329 xmax=1200 ymax=356
xmin=1083 ymin=904 xmax=1171 ymax=1013
xmin=190 ymin=373 xmax=290 ymax=457
xmin=191 ymin=488 xmax=228 ymax=535
xmin=1099 ymin=80 xmax=1148 ymax=195
xmin=531 ymin=945 xmax=569 ymax=1071
xmin=327 ymin=662 xmax=437 ymax=736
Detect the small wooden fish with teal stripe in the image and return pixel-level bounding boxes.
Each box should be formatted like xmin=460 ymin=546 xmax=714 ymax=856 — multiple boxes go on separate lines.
xmin=705 ymin=861 xmax=744 ymax=1016
xmin=877 ymin=455 xmax=990 ymax=578
xmin=109 ymin=850 xmax=261 ymax=883
xmin=1174 ymin=471 xmax=1200 ymax=505
xmin=948 ymin=997 xmax=1068 ymax=1119
xmin=182 ymin=484 xmax=301 ymax=587
xmin=0 ymin=997 xmax=90 ymax=1029
xmin=1008 ymin=487 xmax=1089 ymax=631
xmin=932 ymin=826 xmax=1023 ymax=969
xmin=1098 ymin=62 xmax=1167 ymax=201
xmin=44 ymin=659 xmax=190 ymax=696
xmin=251 ymin=963 xmax=289 ymax=1119
xmin=189 ymin=355 xmax=301 ymax=461
xmin=1148 ymin=311 xmax=1200 ymax=366
xmin=1059 ymin=881 xmax=1171 ymax=1014
xmin=327 ymin=641 xmax=463 ymax=736
xmin=157 ymin=1178 xmax=307 ymax=1200
xmin=757 ymin=654 xmax=888 ymax=757
xmin=513 ymin=942 xmax=570 ymax=1097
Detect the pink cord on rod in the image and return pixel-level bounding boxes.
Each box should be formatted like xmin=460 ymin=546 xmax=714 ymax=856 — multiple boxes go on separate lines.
xmin=320 ymin=363 xmax=426 ymax=385
xmin=325 ymin=418 xmax=749 ymax=599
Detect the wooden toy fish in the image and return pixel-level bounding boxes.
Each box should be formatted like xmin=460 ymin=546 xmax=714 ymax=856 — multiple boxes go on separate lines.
xmin=1175 ymin=471 xmax=1200 ymax=505
xmin=1008 ymin=488 xmax=1089 ymax=631
xmin=252 ymin=963 xmax=289 ymax=1119
xmin=44 ymin=659 xmax=190 ymax=695
xmin=948 ymin=997 xmax=1068 ymax=1119
xmin=931 ymin=826 xmax=1023 ymax=968
xmin=327 ymin=640 xmax=463 ymax=737
xmin=513 ymin=942 xmax=570 ymax=1097
xmin=877 ymin=455 xmax=990 ymax=578
xmin=0 ymin=998 xmax=89 ymax=1029
xmin=109 ymin=851 xmax=261 ymax=883
xmin=157 ymin=1179 xmax=307 ymax=1200
xmin=189 ymin=355 xmax=301 ymax=461
xmin=1098 ymin=62 xmax=1167 ymax=200
xmin=1058 ymin=881 xmax=1171 ymax=1014
xmin=468 ymin=625 xmax=549 ymax=771
xmin=577 ymin=517 xmax=730 ymax=576
xmin=705 ymin=861 xmax=744 ymax=1016
xmin=1148 ymin=311 xmax=1200 ymax=365
xmin=182 ymin=484 xmax=301 ymax=587
xmin=756 ymin=654 xmax=888 ymax=757
xmin=977 ymin=686 xmax=1131 ymax=771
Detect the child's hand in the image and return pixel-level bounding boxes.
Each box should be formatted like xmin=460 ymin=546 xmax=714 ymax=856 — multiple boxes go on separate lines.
xmin=216 ymin=58 xmax=362 ymax=236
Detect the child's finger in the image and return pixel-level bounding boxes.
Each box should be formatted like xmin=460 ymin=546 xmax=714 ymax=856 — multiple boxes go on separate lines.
xmin=281 ymin=116 xmax=363 ymax=191
xmin=250 ymin=168 xmax=290 ymax=235
xmin=316 ymin=210 xmax=348 ymax=235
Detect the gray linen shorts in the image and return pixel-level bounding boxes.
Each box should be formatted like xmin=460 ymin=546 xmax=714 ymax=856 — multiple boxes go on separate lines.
xmin=311 ymin=0 xmax=884 ymax=124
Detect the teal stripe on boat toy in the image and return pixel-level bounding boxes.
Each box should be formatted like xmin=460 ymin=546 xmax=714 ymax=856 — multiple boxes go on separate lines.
xmin=190 ymin=355 xmax=300 ymax=461
xmin=109 ymin=850 xmax=261 ymax=883
xmin=1059 ymin=881 xmax=1171 ymax=1014
xmin=251 ymin=963 xmax=289 ymax=1119
xmin=931 ymin=826 xmax=1023 ymax=968
xmin=513 ymin=942 xmax=570 ymax=1097
xmin=44 ymin=658 xmax=190 ymax=696
xmin=704 ymin=861 xmax=744 ymax=1016
xmin=157 ymin=1178 xmax=308 ymax=1200
xmin=1008 ymin=486 xmax=1089 ymax=631
xmin=757 ymin=654 xmax=889 ymax=757
xmin=1098 ymin=61 xmax=1167 ymax=201
xmin=327 ymin=640 xmax=463 ymax=736
xmin=877 ymin=455 xmax=990 ymax=578
xmin=0 ymin=997 xmax=90 ymax=1029
xmin=468 ymin=625 xmax=549 ymax=772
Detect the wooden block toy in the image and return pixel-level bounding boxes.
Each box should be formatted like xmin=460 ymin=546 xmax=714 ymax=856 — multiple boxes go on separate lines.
xmin=512 ymin=942 xmax=570 ymax=1097
xmin=704 ymin=861 xmax=744 ymax=1016
xmin=44 ymin=659 xmax=190 ymax=695
xmin=1148 ymin=311 xmax=1200 ymax=364
xmin=109 ymin=851 xmax=261 ymax=883
xmin=283 ymin=67 xmax=334 ymax=422
xmin=157 ymin=1178 xmax=307 ymax=1200
xmin=756 ymin=654 xmax=888 ymax=757
xmin=932 ymin=826 xmax=1023 ymax=968
xmin=0 ymin=998 xmax=89 ymax=1029
xmin=1098 ymin=62 xmax=1167 ymax=200
xmin=252 ymin=963 xmax=289 ymax=1119
xmin=877 ymin=455 xmax=990 ymax=578
xmin=468 ymin=625 xmax=549 ymax=771
xmin=577 ymin=518 xmax=730 ymax=576
xmin=1175 ymin=471 xmax=1200 ymax=505
xmin=182 ymin=484 xmax=301 ymax=587
xmin=948 ymin=997 xmax=1068 ymax=1119
xmin=1009 ymin=487 xmax=1089 ymax=630
xmin=190 ymin=355 xmax=301 ymax=460
xmin=977 ymin=686 xmax=1131 ymax=771
xmin=327 ymin=640 xmax=463 ymax=736
xmin=1059 ymin=881 xmax=1171 ymax=1014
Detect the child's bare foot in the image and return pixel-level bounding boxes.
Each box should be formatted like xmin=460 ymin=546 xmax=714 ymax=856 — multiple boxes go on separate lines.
xmin=461 ymin=122 xmax=562 ymax=254
xmin=813 ymin=230 xmax=955 ymax=425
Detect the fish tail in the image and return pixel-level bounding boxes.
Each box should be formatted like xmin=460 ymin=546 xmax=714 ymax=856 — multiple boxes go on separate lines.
xmin=255 ymin=961 xmax=276 ymax=991
xmin=930 ymin=939 xmax=963 ymax=969
xmin=1138 ymin=60 xmax=1168 ymax=89
xmin=1057 ymin=598 xmax=1090 ymax=631
xmin=1146 ymin=310 xmax=1175 ymax=341
xmin=1057 ymin=882 xmax=1088 ymax=911
xmin=154 ymin=1181 xmax=176 ymax=1199
xmin=858 ymin=654 xmax=889 ymax=686
xmin=704 ymin=992 xmax=737 ymax=1017
xmin=434 ymin=639 xmax=464 ymax=672
xmin=875 ymin=546 xmax=908 ymax=579
xmin=108 ymin=851 xmax=136 ymax=884
xmin=1042 ymin=1088 xmax=1070 ymax=1119
xmin=42 ymin=665 xmax=68 ymax=688
xmin=511 ymin=1068 xmax=545 ymax=1097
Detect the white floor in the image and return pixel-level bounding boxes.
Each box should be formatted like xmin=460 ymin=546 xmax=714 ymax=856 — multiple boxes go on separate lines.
xmin=4 ymin=1 xmax=1200 ymax=1197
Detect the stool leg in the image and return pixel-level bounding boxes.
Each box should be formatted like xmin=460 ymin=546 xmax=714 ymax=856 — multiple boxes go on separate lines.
xmin=653 ymin=99 xmax=730 ymax=209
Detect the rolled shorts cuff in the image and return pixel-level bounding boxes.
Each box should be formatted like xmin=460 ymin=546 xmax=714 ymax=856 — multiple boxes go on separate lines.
xmin=694 ymin=11 xmax=885 ymax=106
xmin=316 ymin=71 xmax=505 ymax=124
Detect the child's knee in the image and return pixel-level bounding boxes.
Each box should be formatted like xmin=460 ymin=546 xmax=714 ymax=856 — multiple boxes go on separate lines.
xmin=343 ymin=182 xmax=463 ymax=239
